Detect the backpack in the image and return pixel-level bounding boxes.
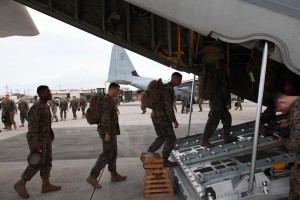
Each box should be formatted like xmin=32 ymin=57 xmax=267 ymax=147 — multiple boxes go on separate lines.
xmin=141 ymin=78 xmax=164 ymax=110
xmin=198 ymin=72 xmax=217 ymax=100
xmin=86 ymin=95 xmax=103 ymax=125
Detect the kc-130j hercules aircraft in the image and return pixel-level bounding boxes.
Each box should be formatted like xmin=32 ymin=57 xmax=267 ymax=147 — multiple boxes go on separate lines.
xmin=107 ymin=44 xmax=198 ymax=98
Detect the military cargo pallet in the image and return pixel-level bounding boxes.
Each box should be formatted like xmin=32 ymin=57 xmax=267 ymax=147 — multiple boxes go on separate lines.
xmin=140 ymin=152 xmax=163 ymax=169
xmin=141 ymin=152 xmax=174 ymax=198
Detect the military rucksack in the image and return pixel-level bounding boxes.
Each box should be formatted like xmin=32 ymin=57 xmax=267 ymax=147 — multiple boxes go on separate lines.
xmin=86 ymin=95 xmax=103 ymax=125
xmin=141 ymin=78 xmax=164 ymax=110
xmin=198 ymin=72 xmax=218 ymax=100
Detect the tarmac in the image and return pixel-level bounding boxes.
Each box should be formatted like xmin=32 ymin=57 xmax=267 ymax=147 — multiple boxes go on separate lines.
xmin=0 ymin=100 xmax=259 ymax=200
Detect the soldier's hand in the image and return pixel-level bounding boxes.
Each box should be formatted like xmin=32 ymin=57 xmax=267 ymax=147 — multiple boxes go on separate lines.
xmin=173 ymin=121 xmax=179 ymax=128
xmin=277 ymin=119 xmax=289 ymax=128
xmin=34 ymin=141 xmax=41 ymax=151
xmin=227 ymin=104 xmax=231 ymax=110
xmin=273 ymin=134 xmax=284 ymax=144
xmin=105 ymin=133 xmax=111 ymax=142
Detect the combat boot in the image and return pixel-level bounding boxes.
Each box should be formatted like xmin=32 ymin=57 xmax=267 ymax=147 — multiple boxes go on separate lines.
xmin=163 ymin=158 xmax=177 ymax=167
xmin=41 ymin=179 xmax=61 ymax=193
xmin=60 ymin=118 xmax=63 ymax=121
xmin=86 ymin=175 xmax=102 ymax=188
xmin=200 ymin=138 xmax=215 ymax=148
xmin=111 ymin=171 xmax=127 ymax=182
xmin=19 ymin=123 xmax=25 ymax=127
xmin=14 ymin=179 xmax=29 ymax=199
xmin=6 ymin=126 xmax=12 ymax=131
xmin=224 ymin=134 xmax=238 ymax=144
xmin=13 ymin=124 xmax=17 ymax=129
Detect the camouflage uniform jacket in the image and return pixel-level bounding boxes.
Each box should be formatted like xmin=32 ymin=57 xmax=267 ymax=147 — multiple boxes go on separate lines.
xmin=26 ymin=100 xmax=52 ymax=144
xmin=49 ymin=99 xmax=58 ymax=110
xmin=69 ymin=99 xmax=78 ymax=109
xmin=99 ymin=95 xmax=120 ymax=138
xmin=284 ymin=97 xmax=300 ymax=166
xmin=6 ymin=99 xmax=17 ymax=113
xmin=209 ymin=71 xmax=231 ymax=109
xmin=152 ymin=82 xmax=176 ymax=122
xmin=59 ymin=99 xmax=68 ymax=110
xmin=18 ymin=100 xmax=29 ymax=114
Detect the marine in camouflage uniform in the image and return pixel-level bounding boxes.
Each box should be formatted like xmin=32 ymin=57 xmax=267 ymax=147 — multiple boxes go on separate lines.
xmin=59 ymin=97 xmax=68 ymax=121
xmin=181 ymin=96 xmax=189 ymax=114
xmin=5 ymin=95 xmax=18 ymax=130
xmin=201 ymin=60 xmax=237 ymax=148
xmin=18 ymin=96 xmax=29 ymax=127
xmin=49 ymin=98 xmax=59 ymax=122
xmin=1 ymin=97 xmax=9 ymax=129
xmin=148 ymin=72 xmax=182 ymax=167
xmin=14 ymin=85 xmax=61 ymax=199
xmin=86 ymin=83 xmax=126 ymax=189
xmin=79 ymin=96 xmax=87 ymax=118
xmin=273 ymin=94 xmax=300 ymax=200
xmin=69 ymin=96 xmax=79 ymax=120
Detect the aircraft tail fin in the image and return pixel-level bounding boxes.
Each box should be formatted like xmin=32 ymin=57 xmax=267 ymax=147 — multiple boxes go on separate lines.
xmin=107 ymin=45 xmax=140 ymax=84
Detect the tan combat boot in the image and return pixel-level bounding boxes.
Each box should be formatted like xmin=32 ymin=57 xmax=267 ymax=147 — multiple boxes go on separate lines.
xmin=14 ymin=179 xmax=29 ymax=199
xmin=86 ymin=175 xmax=102 ymax=188
xmin=19 ymin=123 xmax=25 ymax=127
xmin=111 ymin=171 xmax=127 ymax=182
xmin=163 ymin=158 xmax=178 ymax=168
xmin=41 ymin=179 xmax=61 ymax=193
xmin=200 ymin=138 xmax=215 ymax=148
xmin=223 ymin=134 xmax=238 ymax=144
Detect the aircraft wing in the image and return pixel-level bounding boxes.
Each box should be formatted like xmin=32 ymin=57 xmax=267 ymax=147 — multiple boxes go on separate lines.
xmin=0 ymin=0 xmax=39 ymax=38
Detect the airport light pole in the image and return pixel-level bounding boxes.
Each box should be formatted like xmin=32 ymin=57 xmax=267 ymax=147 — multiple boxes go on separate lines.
xmin=248 ymin=42 xmax=268 ymax=194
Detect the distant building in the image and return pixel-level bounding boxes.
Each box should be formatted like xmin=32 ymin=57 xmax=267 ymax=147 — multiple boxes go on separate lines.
xmin=51 ymin=89 xmax=96 ymax=100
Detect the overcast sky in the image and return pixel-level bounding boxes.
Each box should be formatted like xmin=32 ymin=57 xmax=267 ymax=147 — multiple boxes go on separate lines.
xmin=0 ymin=8 xmax=193 ymax=96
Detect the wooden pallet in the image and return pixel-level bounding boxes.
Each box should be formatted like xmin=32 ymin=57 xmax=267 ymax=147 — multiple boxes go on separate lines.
xmin=141 ymin=153 xmax=174 ymax=198
xmin=140 ymin=152 xmax=163 ymax=169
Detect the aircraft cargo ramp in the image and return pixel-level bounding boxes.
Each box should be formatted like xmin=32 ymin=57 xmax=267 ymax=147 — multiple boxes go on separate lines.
xmin=170 ymin=121 xmax=294 ymax=200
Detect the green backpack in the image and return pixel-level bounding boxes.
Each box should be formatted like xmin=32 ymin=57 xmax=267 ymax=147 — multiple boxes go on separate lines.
xmin=141 ymin=79 xmax=164 ymax=110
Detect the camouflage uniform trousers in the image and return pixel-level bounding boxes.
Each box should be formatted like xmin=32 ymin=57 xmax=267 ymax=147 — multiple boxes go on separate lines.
xmin=148 ymin=117 xmax=176 ymax=159
xmin=60 ymin=109 xmax=67 ymax=120
xmin=203 ymin=105 xmax=232 ymax=140
xmin=21 ymin=142 xmax=53 ymax=181
xmin=7 ymin=111 xmax=16 ymax=127
xmin=72 ymin=108 xmax=77 ymax=119
xmin=90 ymin=135 xmax=117 ymax=177
xmin=81 ymin=106 xmax=86 ymax=117
xmin=20 ymin=111 xmax=28 ymax=123
xmin=288 ymin=165 xmax=300 ymax=200
xmin=2 ymin=112 xmax=9 ymax=128
xmin=51 ymin=108 xmax=58 ymax=122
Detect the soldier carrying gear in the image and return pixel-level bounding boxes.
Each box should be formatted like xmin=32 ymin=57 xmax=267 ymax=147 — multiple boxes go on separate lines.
xmin=200 ymin=59 xmax=238 ymax=148
xmin=147 ymin=72 xmax=182 ymax=168
xmin=86 ymin=82 xmax=126 ymax=189
xmin=14 ymin=85 xmax=61 ymax=199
